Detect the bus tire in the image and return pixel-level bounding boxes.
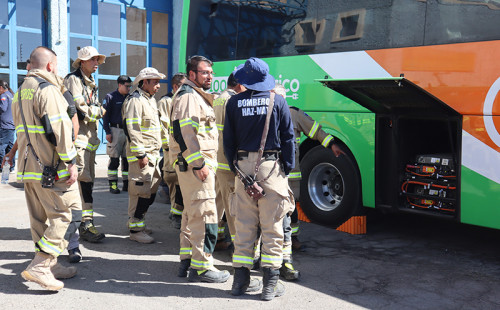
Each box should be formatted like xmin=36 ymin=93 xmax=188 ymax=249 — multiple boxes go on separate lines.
xmin=300 ymin=145 xmax=361 ymax=227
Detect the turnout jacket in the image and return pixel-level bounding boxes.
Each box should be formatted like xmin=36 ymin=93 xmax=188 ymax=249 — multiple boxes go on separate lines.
xmin=289 ymin=106 xmax=334 ymax=180
xmin=64 ymin=69 xmax=105 ymax=152
xmin=102 ymin=90 xmax=127 ymax=135
xmin=158 ymin=93 xmax=174 ymax=150
xmin=168 ymin=80 xmax=218 ymax=171
xmin=122 ymin=88 xmax=162 ymax=162
xmin=223 ymin=90 xmax=295 ymax=174
xmin=13 ymin=70 xmax=78 ymax=190
xmin=213 ymin=88 xmax=236 ymax=172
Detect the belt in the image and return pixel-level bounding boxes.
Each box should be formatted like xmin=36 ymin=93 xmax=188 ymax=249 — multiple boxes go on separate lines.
xmin=110 ymin=123 xmax=123 ymax=129
xmin=237 ymin=150 xmax=278 ymax=161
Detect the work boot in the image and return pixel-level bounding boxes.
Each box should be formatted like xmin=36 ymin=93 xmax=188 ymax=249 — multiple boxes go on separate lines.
xmin=188 ymin=268 xmax=230 ymax=283
xmin=122 ymin=180 xmax=128 ymax=192
xmin=109 ymin=180 xmax=120 ymax=194
xmin=292 ymin=236 xmax=306 ymax=252
xmin=21 ymin=252 xmax=64 ymax=291
xmin=251 ymin=257 xmax=261 ymax=270
xmin=68 ymin=247 xmax=82 ymax=263
xmin=231 ymin=267 xmax=263 ymax=296
xmin=177 ymin=259 xmax=191 ymax=277
xmin=215 ymin=240 xmax=232 ymax=251
xmin=51 ymin=262 xmax=77 ymax=279
xmin=171 ymin=214 xmax=181 ymax=229
xmin=261 ymin=267 xmax=285 ymax=301
xmin=130 ymin=231 xmax=154 ymax=244
xmin=126 ymin=220 xmax=152 ymax=235
xmin=79 ymin=221 xmax=105 ymax=243
xmin=280 ymin=262 xmax=300 ymax=281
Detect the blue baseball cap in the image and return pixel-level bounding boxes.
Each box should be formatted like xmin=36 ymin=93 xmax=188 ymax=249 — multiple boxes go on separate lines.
xmin=233 ymin=57 xmax=275 ymax=91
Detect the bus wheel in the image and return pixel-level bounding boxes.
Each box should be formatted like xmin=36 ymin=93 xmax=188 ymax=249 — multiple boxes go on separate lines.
xmin=300 ymin=145 xmax=361 ymax=227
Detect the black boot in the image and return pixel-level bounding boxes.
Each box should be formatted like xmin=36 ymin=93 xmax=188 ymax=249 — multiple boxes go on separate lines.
xmin=109 ymin=180 xmax=120 ymax=194
xmin=122 ymin=180 xmax=128 ymax=192
xmin=231 ymin=267 xmax=262 ymax=296
xmin=251 ymin=257 xmax=261 ymax=270
xmin=261 ymin=267 xmax=285 ymax=301
xmin=280 ymin=261 xmax=300 ymax=281
xmin=177 ymin=259 xmax=191 ymax=277
xmin=79 ymin=220 xmax=105 ymax=243
xmin=188 ymin=268 xmax=230 ymax=283
xmin=170 ymin=214 xmax=182 ymax=229
xmin=68 ymin=247 xmax=82 ymax=263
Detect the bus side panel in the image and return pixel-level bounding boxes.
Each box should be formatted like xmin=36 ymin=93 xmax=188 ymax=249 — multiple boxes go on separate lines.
xmin=212 ymin=56 xmax=377 ymax=209
xmin=211 ymin=55 xmax=370 ymax=112
xmin=461 ymin=167 xmax=500 ymax=229
xmin=461 ymin=117 xmax=500 ymax=229
xmin=307 ymin=111 xmax=376 ymax=209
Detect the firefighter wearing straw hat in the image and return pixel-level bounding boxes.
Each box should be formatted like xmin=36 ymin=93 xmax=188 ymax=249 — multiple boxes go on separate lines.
xmin=122 ymin=67 xmax=164 ymax=244
xmin=64 ymin=46 xmax=106 ymax=250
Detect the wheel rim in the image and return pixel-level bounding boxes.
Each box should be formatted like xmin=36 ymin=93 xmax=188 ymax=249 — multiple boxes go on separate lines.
xmin=307 ymin=162 xmax=344 ymax=212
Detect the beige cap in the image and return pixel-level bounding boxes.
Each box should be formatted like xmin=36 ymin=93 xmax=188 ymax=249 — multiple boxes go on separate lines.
xmin=133 ymin=67 xmax=166 ymax=85
xmin=72 ymin=46 xmax=106 ymax=69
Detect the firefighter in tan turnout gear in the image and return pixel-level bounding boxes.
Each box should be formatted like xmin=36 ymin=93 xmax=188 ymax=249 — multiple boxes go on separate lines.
xmin=169 ymin=55 xmax=230 ymax=283
xmin=158 ymin=73 xmax=187 ymax=229
xmin=273 ymin=83 xmax=345 ymax=281
xmin=12 ymin=46 xmax=80 ymax=291
xmin=213 ymin=72 xmax=246 ymax=248
xmin=64 ymin=46 xmax=106 ymax=243
xmin=122 ymin=67 xmax=164 ymax=244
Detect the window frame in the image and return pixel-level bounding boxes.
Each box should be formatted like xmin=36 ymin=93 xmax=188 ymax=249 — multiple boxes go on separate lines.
xmin=0 ymin=0 xmax=47 ymax=90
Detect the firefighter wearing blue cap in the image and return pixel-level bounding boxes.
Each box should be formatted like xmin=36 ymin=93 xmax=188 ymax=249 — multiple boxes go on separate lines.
xmin=224 ymin=57 xmax=295 ymax=301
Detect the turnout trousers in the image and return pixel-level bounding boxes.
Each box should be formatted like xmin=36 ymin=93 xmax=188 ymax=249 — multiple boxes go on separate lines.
xmin=76 ymin=147 xmax=96 ymax=221
xmin=176 ymin=164 xmax=218 ymax=270
xmin=106 ymin=127 xmax=128 ymax=182
xmin=24 ymin=182 xmax=80 ymax=257
xmin=231 ymin=152 xmax=294 ymax=270
xmin=215 ymin=170 xmax=236 ymax=242
xmin=127 ymin=156 xmax=161 ymax=231
xmin=163 ymin=149 xmax=183 ymax=215
xmin=285 ymin=179 xmax=301 ymax=258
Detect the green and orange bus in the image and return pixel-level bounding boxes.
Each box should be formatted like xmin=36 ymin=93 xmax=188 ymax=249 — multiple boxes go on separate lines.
xmin=182 ymin=0 xmax=500 ymax=229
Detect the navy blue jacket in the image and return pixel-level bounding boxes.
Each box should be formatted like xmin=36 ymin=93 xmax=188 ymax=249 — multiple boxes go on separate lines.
xmin=223 ymin=90 xmax=295 ymax=174
xmin=102 ymin=90 xmax=126 ymax=135
xmin=0 ymin=91 xmax=14 ymax=130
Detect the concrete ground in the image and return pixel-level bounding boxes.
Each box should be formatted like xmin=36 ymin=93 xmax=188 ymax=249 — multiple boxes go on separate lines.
xmin=1 ymin=155 xmax=500 ymax=309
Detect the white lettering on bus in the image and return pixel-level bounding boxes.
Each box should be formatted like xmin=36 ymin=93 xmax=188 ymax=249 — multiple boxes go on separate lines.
xmin=483 ymin=77 xmax=500 ymax=147
xmin=209 ymin=76 xmax=228 ymax=93
xmin=277 ymin=74 xmax=300 ymax=100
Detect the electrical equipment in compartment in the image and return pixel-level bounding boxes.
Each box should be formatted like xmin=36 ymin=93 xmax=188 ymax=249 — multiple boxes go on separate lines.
xmin=401 ymin=154 xmax=457 ymax=214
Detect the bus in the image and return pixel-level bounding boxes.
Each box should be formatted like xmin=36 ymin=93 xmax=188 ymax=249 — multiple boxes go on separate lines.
xmin=183 ymin=0 xmax=500 ymax=229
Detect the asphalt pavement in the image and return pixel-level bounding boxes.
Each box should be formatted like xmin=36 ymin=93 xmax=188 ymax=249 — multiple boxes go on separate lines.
xmin=1 ymin=155 xmax=500 ymax=309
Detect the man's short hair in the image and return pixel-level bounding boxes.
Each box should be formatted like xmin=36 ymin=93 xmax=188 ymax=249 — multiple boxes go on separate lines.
xmin=186 ymin=55 xmax=212 ymax=75
xmin=171 ymin=72 xmax=187 ymax=87
xmin=117 ymin=75 xmax=132 ymax=85
xmin=227 ymin=73 xmax=238 ymax=88
xmin=30 ymin=46 xmax=57 ymax=59
xmin=28 ymin=46 xmax=57 ymax=69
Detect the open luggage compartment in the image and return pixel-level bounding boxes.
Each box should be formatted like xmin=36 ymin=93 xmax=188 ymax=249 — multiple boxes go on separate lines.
xmin=320 ymin=77 xmax=462 ymax=219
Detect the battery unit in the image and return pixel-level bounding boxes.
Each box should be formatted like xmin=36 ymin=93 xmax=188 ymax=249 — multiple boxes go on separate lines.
xmin=401 ymin=153 xmax=457 ymax=214
xmin=406 ymin=154 xmax=456 ymax=178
